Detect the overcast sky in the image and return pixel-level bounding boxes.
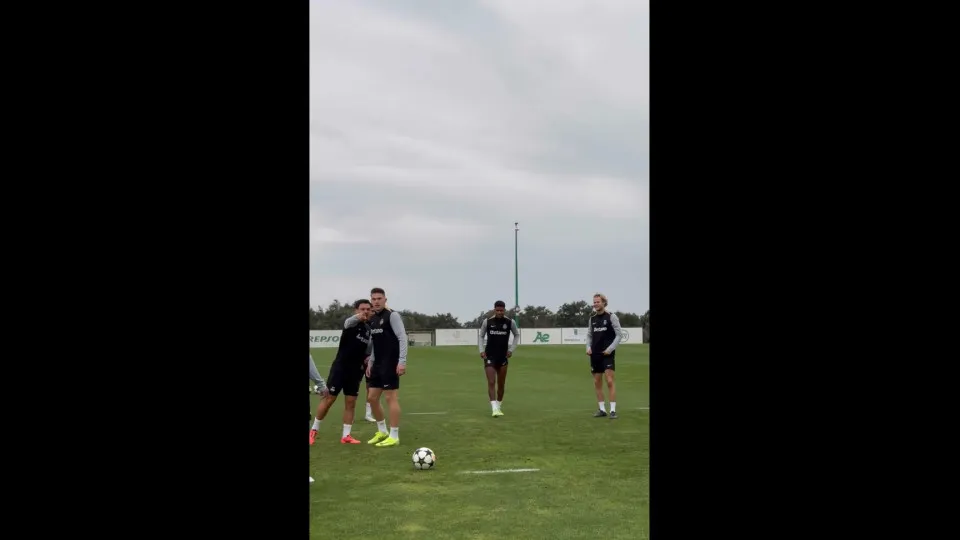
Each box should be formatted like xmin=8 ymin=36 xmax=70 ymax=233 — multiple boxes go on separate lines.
xmin=310 ymin=0 xmax=648 ymax=322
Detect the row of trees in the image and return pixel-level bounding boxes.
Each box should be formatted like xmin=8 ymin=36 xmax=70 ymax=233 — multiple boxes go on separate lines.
xmin=310 ymin=300 xmax=649 ymax=337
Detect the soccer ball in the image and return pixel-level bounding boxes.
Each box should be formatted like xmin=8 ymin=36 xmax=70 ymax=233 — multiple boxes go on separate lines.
xmin=412 ymin=447 xmax=436 ymax=470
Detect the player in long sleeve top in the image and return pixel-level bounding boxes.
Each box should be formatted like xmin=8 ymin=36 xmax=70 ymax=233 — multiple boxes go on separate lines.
xmin=362 ymin=297 xmax=404 ymax=423
xmin=308 ymin=353 xmax=327 ymax=486
xmin=364 ymin=287 xmax=409 ymax=447
xmin=585 ymin=293 xmax=622 ymax=418
xmin=478 ymin=300 xmax=520 ymax=417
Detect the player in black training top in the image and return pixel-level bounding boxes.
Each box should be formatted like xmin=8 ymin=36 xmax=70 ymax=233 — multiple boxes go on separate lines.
xmin=309 ymin=299 xmax=374 ymax=445
xmin=478 ymin=300 xmax=520 ymax=417
xmin=586 ymin=293 xmax=623 ymax=419
xmin=364 ymin=287 xmax=408 ymax=447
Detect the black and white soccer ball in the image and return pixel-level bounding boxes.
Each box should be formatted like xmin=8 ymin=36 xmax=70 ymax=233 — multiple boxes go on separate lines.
xmin=412 ymin=447 xmax=436 ymax=470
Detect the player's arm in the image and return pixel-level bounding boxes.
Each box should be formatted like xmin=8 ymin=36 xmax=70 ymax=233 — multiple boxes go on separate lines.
xmin=604 ymin=313 xmax=623 ymax=354
xmin=585 ymin=316 xmax=594 ymax=355
xmin=309 ymin=354 xmax=328 ymax=396
xmin=365 ymin=349 xmax=375 ymax=378
xmin=478 ymin=320 xmax=488 ymax=357
xmin=507 ymin=320 xmax=520 ymax=356
xmin=309 ymin=354 xmax=325 ymax=386
xmin=344 ymin=315 xmax=360 ymax=328
xmin=391 ymin=311 xmax=409 ymax=368
xmin=364 ymin=337 xmax=375 ymax=376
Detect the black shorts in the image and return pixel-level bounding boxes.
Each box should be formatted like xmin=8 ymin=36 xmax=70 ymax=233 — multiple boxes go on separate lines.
xmin=590 ymin=352 xmax=616 ymax=374
xmin=483 ymin=356 xmax=509 ymax=369
xmin=367 ymin=359 xmax=400 ymax=390
xmin=326 ymin=360 xmax=364 ymax=397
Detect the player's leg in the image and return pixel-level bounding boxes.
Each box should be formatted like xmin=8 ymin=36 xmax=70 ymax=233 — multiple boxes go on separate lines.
xmin=339 ymin=374 xmax=362 ymax=444
xmin=312 ymin=393 xmax=339 ymax=422
xmin=605 ymin=369 xmax=617 ymax=418
xmin=340 ymin=395 xmax=361 ymax=443
xmin=366 ymin=385 xmax=389 ymax=444
xmin=310 ymin=394 xmax=339 ymax=444
xmin=364 ymin=377 xmax=376 ymax=422
xmin=310 ymin=366 xmax=343 ymax=444
xmin=605 ymin=355 xmax=617 ymax=418
xmin=314 ymin=393 xmax=339 ymax=420
xmin=591 ymin=356 xmax=607 ymax=416
xmin=485 ymin=364 xmax=499 ymax=416
xmin=375 ymin=390 xmax=401 ymax=446
xmin=375 ymin=367 xmax=402 ymax=447
xmin=593 ymin=374 xmax=607 ymax=416
xmin=495 ymin=361 xmax=508 ymax=415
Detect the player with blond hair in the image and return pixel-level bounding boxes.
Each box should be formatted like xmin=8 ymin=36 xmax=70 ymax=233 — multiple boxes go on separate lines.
xmin=586 ymin=293 xmax=622 ymax=418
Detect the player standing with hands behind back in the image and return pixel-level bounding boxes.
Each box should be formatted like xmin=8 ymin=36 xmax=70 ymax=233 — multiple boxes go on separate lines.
xmin=479 ymin=300 xmax=520 ymax=417
xmin=586 ymin=293 xmax=622 ymax=418
xmin=364 ymin=287 xmax=407 ymax=447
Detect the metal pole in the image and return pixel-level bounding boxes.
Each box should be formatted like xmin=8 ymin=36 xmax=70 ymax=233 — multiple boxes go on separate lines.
xmin=514 ymin=222 xmax=519 ymax=330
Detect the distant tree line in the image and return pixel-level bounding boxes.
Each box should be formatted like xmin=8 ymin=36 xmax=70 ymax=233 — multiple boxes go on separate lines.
xmin=310 ymin=299 xmax=649 ymax=341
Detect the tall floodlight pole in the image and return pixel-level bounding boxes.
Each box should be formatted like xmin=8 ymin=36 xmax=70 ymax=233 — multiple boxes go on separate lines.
xmin=514 ymin=221 xmax=520 ymax=330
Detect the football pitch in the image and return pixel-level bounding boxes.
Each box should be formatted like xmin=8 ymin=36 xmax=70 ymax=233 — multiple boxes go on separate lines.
xmin=309 ymin=344 xmax=649 ymax=540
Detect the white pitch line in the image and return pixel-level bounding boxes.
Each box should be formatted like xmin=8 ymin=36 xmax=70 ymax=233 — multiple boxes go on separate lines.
xmin=405 ymin=408 xmax=647 ymax=415
xmin=539 ymin=407 xmax=649 ymax=413
xmin=459 ymin=468 xmax=541 ymax=475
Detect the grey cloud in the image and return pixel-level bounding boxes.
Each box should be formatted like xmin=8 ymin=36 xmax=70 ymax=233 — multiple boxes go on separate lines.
xmin=310 ymin=0 xmax=648 ymax=320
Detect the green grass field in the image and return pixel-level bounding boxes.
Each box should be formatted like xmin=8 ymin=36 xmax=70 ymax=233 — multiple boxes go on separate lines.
xmin=309 ymin=344 xmax=649 ymax=540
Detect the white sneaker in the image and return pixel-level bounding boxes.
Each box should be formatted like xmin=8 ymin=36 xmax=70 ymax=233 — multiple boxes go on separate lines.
xmin=365 ymin=415 xmax=376 ymax=422
xmin=309 ymin=476 xmax=315 ymax=484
